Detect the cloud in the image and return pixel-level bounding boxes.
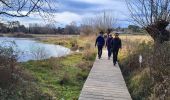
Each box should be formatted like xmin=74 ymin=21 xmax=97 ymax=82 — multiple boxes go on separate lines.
xmin=3 ymin=11 xmax=82 ymax=26
xmin=71 ymin=0 xmax=113 ymax=5
xmin=1 ymin=0 xmax=132 ymax=27
xmin=53 ymin=12 xmax=82 ymax=24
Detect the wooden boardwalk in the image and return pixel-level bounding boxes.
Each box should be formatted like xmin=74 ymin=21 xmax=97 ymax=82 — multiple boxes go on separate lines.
xmin=79 ymin=50 xmax=132 ymax=100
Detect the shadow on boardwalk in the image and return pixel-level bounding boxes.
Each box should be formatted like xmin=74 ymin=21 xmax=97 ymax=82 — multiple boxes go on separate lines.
xmin=79 ymin=50 xmax=132 ymax=100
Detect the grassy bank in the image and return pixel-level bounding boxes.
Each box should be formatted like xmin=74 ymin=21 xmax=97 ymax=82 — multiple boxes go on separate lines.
xmin=21 ymin=51 xmax=96 ymax=99
xmin=119 ymin=35 xmax=153 ymax=100
xmin=2 ymin=33 xmax=34 ymax=38
xmin=0 ymin=35 xmax=97 ymax=100
xmin=39 ymin=35 xmax=95 ymax=51
xmin=21 ymin=35 xmax=96 ymax=99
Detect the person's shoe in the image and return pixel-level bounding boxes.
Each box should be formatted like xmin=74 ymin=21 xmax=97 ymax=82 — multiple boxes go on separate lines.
xmin=114 ymin=63 xmax=116 ymax=66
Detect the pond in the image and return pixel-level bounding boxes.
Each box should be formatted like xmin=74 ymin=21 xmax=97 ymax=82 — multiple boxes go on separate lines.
xmin=0 ymin=37 xmax=71 ymax=62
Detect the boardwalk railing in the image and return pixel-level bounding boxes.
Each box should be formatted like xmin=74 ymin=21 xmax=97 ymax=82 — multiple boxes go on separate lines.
xmin=79 ymin=50 xmax=132 ymax=100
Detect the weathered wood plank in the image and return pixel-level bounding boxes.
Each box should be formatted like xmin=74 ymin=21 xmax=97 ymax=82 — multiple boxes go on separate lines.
xmin=79 ymin=50 xmax=132 ymax=100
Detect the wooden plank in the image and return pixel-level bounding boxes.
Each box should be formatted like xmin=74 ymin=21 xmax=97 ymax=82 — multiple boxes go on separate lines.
xmin=79 ymin=50 xmax=132 ymax=100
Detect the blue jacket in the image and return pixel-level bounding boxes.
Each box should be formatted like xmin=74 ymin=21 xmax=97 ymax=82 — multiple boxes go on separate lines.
xmin=95 ymin=35 xmax=105 ymax=47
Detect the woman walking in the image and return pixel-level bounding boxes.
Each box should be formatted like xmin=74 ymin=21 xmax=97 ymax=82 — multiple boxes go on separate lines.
xmin=106 ymin=34 xmax=113 ymax=60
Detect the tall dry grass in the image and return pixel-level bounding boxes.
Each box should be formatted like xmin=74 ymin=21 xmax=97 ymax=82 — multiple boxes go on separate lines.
xmin=119 ymin=35 xmax=170 ymax=100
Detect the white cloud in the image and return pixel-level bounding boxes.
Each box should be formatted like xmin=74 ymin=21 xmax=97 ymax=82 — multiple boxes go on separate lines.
xmin=72 ymin=0 xmax=113 ymax=4
xmin=1 ymin=0 xmax=131 ymax=27
xmin=3 ymin=11 xmax=82 ymax=26
xmin=53 ymin=12 xmax=82 ymax=24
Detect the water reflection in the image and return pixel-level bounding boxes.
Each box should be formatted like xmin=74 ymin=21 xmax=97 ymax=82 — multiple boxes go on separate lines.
xmin=0 ymin=37 xmax=70 ymax=62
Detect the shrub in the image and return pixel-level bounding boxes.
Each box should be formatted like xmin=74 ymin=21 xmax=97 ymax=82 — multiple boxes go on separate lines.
xmin=82 ymin=49 xmax=96 ymax=61
xmin=59 ymin=73 xmax=71 ymax=85
xmin=0 ymin=41 xmax=47 ymax=99
xmin=128 ymin=70 xmax=152 ymax=100
xmin=120 ymin=40 xmax=170 ymax=100
xmin=70 ymin=39 xmax=77 ymax=47
xmin=76 ymin=72 xmax=88 ymax=81
xmin=47 ymin=57 xmax=62 ymax=70
xmin=11 ymin=33 xmax=34 ymax=38
xmin=0 ymin=41 xmax=18 ymax=85
xmin=70 ymin=39 xmax=78 ymax=51
xmin=84 ymin=43 xmax=91 ymax=49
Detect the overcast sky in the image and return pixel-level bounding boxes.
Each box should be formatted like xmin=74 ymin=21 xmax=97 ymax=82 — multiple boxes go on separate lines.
xmin=2 ymin=0 xmax=132 ymax=27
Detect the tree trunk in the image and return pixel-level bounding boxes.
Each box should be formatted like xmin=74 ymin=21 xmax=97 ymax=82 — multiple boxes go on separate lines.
xmin=145 ymin=20 xmax=170 ymax=44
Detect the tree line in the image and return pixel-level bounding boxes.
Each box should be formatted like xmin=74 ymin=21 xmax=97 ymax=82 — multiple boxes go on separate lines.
xmin=0 ymin=21 xmax=80 ymax=35
xmin=0 ymin=20 xmax=142 ymax=35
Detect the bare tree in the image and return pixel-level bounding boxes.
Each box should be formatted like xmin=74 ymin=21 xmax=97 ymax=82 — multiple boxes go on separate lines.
xmin=0 ymin=0 xmax=57 ymax=18
xmin=94 ymin=11 xmax=117 ymax=32
xmin=82 ymin=11 xmax=117 ymax=34
xmin=64 ymin=21 xmax=80 ymax=35
xmin=81 ymin=17 xmax=95 ymax=35
xmin=126 ymin=1 xmax=170 ymax=99
xmin=126 ymin=0 xmax=170 ymax=43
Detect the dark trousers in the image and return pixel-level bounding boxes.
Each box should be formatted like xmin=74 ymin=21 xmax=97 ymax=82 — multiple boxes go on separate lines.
xmin=97 ymin=45 xmax=103 ymax=58
xmin=107 ymin=47 xmax=112 ymax=58
xmin=113 ymin=49 xmax=119 ymax=65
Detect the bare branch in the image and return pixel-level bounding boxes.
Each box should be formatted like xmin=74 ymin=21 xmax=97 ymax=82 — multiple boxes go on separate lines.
xmin=126 ymin=0 xmax=170 ymax=43
xmin=83 ymin=11 xmax=117 ymax=32
xmin=0 ymin=0 xmax=57 ymax=18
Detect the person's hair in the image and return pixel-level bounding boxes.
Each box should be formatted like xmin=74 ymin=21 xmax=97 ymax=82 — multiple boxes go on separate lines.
xmin=115 ymin=33 xmax=119 ymax=36
xmin=107 ymin=28 xmax=112 ymax=33
xmin=100 ymin=31 xmax=104 ymax=34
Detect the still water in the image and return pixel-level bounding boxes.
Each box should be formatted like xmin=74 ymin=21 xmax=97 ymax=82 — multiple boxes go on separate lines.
xmin=0 ymin=37 xmax=70 ymax=62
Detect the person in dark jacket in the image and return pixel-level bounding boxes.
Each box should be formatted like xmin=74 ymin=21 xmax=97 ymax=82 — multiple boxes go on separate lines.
xmin=111 ymin=33 xmax=122 ymax=65
xmin=106 ymin=34 xmax=113 ymax=60
xmin=95 ymin=31 xmax=105 ymax=59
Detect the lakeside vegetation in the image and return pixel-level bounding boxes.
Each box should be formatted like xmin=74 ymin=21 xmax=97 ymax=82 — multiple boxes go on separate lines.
xmin=0 ymin=35 xmax=96 ymax=100
xmin=119 ymin=35 xmax=170 ymax=100
xmin=0 ymin=0 xmax=170 ymax=99
xmin=21 ymin=52 xmax=96 ymax=99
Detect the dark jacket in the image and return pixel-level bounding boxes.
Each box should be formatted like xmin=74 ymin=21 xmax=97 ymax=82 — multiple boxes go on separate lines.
xmin=111 ymin=37 xmax=122 ymax=50
xmin=106 ymin=37 xmax=113 ymax=48
xmin=95 ymin=35 xmax=105 ymax=47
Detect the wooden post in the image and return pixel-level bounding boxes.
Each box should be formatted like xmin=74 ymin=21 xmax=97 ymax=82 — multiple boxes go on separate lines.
xmin=139 ymin=54 xmax=142 ymax=68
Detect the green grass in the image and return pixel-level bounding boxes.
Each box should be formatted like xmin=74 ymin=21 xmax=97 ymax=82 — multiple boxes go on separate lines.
xmin=40 ymin=37 xmax=79 ymax=49
xmin=39 ymin=35 xmax=96 ymax=51
xmin=21 ymin=52 xmax=96 ymax=100
xmin=119 ymin=39 xmax=153 ymax=100
xmin=0 ymin=35 xmax=96 ymax=99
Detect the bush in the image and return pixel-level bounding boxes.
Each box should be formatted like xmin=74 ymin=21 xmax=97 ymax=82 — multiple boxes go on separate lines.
xmin=76 ymin=72 xmax=88 ymax=81
xmin=11 ymin=33 xmax=34 ymax=38
xmin=82 ymin=49 xmax=96 ymax=61
xmin=0 ymin=41 xmax=19 ymax=95
xmin=59 ymin=73 xmax=71 ymax=85
xmin=128 ymin=70 xmax=152 ymax=100
xmin=70 ymin=39 xmax=78 ymax=51
xmin=76 ymin=61 xmax=92 ymax=72
xmin=120 ymin=41 xmax=170 ymax=100
xmin=0 ymin=41 xmax=49 ymax=99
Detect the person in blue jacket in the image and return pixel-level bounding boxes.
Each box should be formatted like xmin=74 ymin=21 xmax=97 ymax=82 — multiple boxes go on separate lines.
xmin=106 ymin=33 xmax=113 ymax=60
xmin=111 ymin=33 xmax=122 ymax=65
xmin=95 ymin=31 xmax=105 ymax=59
